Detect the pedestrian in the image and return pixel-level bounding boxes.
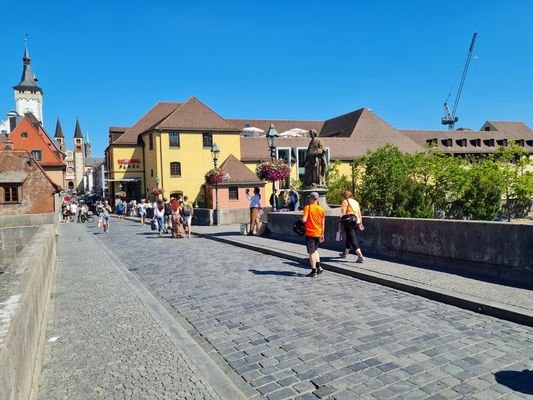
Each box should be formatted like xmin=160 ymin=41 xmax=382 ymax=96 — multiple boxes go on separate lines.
xmin=116 ymin=198 xmax=124 ymax=222
xmin=70 ymin=202 xmax=78 ymax=223
xmin=137 ymin=199 xmax=147 ymax=226
xmin=101 ymin=200 xmax=112 ymax=233
xmin=269 ymin=189 xmax=279 ymax=209
xmin=246 ymin=187 xmax=261 ymax=236
xmin=288 ymin=189 xmax=299 ymax=211
xmin=338 ymin=190 xmax=365 ymax=263
xmin=301 ymin=191 xmax=325 ymax=277
xmin=182 ymin=195 xmax=194 ymax=238
xmin=163 ymin=197 xmax=172 ymax=234
xmin=154 ymin=199 xmax=165 ymax=235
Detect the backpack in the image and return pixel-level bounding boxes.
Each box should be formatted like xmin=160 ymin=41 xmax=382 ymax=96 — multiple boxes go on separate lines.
xmin=182 ymin=204 xmax=192 ymax=216
xmin=150 ymin=219 xmax=157 ymax=230
xmin=164 ymin=203 xmax=172 ymax=216
xmin=293 ymin=219 xmax=305 ymax=236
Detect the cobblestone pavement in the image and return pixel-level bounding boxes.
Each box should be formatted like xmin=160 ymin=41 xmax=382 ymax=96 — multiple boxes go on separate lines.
xmin=102 ymin=219 xmax=533 ymax=399
xmin=37 ymin=222 xmax=223 ymax=400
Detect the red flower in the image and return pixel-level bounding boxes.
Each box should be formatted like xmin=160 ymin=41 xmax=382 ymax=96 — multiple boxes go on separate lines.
xmin=256 ymin=160 xmax=291 ymax=182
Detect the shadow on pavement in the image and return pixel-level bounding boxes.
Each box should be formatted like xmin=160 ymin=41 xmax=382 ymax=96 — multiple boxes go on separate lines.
xmin=494 ymin=370 xmax=533 ymax=394
xmin=248 ymin=269 xmax=302 ymax=277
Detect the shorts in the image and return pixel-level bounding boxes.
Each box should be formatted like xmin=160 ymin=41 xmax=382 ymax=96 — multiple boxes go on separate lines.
xmin=305 ymin=236 xmax=320 ymax=254
xmin=102 ymin=214 xmax=110 ymax=222
xmin=183 ymin=215 xmax=192 ymax=225
xmin=117 ymin=210 xmax=123 ymax=215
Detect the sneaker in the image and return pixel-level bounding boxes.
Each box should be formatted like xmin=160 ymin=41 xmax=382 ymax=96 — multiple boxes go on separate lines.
xmin=306 ymin=270 xmax=318 ymax=278
xmin=317 ymin=266 xmax=324 ymax=275
xmin=356 ymin=256 xmax=364 ymax=263
xmin=339 ymin=252 xmax=347 ymax=258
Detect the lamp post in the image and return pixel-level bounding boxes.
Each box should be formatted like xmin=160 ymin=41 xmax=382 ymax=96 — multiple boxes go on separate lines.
xmin=210 ymin=144 xmax=220 ymax=225
xmin=266 ymin=123 xmax=279 ymax=211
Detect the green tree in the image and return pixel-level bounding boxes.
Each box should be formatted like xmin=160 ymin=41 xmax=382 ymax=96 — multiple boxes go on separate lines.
xmin=495 ymin=141 xmax=533 ymax=221
xmin=326 ymin=160 xmax=350 ymax=204
xmin=357 ymin=145 xmax=411 ymax=216
xmin=453 ymin=157 xmax=505 ymax=220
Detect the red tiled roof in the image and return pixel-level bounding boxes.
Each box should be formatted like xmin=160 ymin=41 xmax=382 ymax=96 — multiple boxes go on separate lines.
xmin=219 ymin=154 xmax=263 ymax=184
xmin=113 ymin=102 xmax=182 ymax=144
xmin=157 ymin=97 xmax=240 ymax=132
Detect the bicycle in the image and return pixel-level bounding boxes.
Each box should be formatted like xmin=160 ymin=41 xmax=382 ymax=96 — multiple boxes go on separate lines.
xmin=80 ymin=211 xmax=95 ymax=223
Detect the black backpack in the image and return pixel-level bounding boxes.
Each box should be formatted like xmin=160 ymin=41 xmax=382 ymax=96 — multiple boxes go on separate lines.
xmin=164 ymin=203 xmax=172 ymax=216
xmin=293 ymin=219 xmax=305 ymax=236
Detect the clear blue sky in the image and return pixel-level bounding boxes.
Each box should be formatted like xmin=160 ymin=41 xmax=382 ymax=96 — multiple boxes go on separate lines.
xmin=1 ymin=0 xmax=532 ymax=157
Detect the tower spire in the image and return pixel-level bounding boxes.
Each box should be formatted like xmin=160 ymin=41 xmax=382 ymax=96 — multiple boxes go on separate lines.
xmin=14 ymin=35 xmax=43 ymax=94
xmin=74 ymin=119 xmax=83 ymax=139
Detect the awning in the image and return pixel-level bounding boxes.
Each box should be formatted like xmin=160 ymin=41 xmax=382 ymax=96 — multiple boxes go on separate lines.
xmin=0 ymin=171 xmax=28 ymax=183
xmin=105 ymin=178 xmax=142 ymax=182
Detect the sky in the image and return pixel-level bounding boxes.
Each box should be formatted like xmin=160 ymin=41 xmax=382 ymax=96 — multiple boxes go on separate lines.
xmin=1 ymin=0 xmax=532 ymax=157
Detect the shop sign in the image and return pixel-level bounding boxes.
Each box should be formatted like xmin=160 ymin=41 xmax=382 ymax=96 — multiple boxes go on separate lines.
xmin=118 ymin=159 xmax=141 ymax=169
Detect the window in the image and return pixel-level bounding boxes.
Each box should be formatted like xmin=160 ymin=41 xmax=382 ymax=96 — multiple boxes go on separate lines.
xmin=21 ymin=132 xmax=28 ymax=139
xmin=169 ymin=131 xmax=180 ymax=147
xmin=149 ymin=133 xmax=153 ymax=150
xmin=31 ymin=150 xmax=42 ymax=161
xmin=202 ymin=132 xmax=213 ymax=147
xmin=484 ymin=138 xmax=495 ymax=147
xmin=1 ymin=184 xmax=21 ymax=203
xmin=441 ymin=138 xmax=453 ymax=147
xmin=426 ymin=138 xmax=438 ymax=147
xmin=170 ymin=162 xmax=181 ymax=177
xmin=470 ymin=139 xmax=481 ymax=147
xmin=229 ymin=186 xmax=239 ymax=200
xmin=456 ymin=139 xmax=467 ymax=147
xmin=151 ymin=169 xmax=154 ymax=177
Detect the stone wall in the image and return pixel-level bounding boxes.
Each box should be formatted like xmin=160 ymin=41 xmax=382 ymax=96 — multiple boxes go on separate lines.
xmin=0 ymin=225 xmax=57 ymax=400
xmin=0 ymin=226 xmax=39 ymax=269
xmin=193 ymin=207 xmax=272 ymax=226
xmin=267 ymin=213 xmax=533 ymax=284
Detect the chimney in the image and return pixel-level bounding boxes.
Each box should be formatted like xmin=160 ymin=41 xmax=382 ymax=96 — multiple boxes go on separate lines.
xmin=3 ymin=135 xmax=14 ymax=151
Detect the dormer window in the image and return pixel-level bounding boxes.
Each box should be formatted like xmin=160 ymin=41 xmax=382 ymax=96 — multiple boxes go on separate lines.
xmin=484 ymin=138 xmax=495 ymax=147
xmin=484 ymin=126 xmax=491 ymax=131
xmin=426 ymin=138 xmax=438 ymax=147
xmin=470 ymin=138 xmax=481 ymax=147
xmin=442 ymin=138 xmax=453 ymax=147
xmin=497 ymin=139 xmax=508 ymax=147
xmin=516 ymin=139 xmax=525 ymax=147
xmin=456 ymin=139 xmax=467 ymax=147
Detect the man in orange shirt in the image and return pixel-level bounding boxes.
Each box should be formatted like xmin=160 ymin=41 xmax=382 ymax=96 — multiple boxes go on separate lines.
xmin=301 ymin=192 xmax=326 ymax=277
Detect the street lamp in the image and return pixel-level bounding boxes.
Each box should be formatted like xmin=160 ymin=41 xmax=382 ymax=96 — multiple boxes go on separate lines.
xmin=210 ymin=143 xmax=220 ymax=225
xmin=266 ymin=123 xmax=279 ymax=211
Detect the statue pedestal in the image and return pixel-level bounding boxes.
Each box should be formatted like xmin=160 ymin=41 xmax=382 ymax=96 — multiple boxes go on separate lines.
xmin=299 ymin=188 xmax=331 ymax=210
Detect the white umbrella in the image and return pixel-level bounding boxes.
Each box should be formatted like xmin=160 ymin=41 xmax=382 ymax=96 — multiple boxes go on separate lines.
xmin=242 ymin=126 xmax=264 ymax=136
xmin=279 ymin=128 xmax=308 ymax=137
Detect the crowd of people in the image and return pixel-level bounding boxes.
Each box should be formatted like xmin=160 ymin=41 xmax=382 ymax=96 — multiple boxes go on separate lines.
xmin=62 ymin=186 xmax=366 ymax=277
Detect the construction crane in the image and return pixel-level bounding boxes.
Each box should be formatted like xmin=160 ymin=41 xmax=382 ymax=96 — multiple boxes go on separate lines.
xmin=441 ymin=32 xmax=478 ymax=130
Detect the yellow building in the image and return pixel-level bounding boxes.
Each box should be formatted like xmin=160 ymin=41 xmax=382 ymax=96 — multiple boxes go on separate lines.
xmin=106 ymin=97 xmax=243 ymax=204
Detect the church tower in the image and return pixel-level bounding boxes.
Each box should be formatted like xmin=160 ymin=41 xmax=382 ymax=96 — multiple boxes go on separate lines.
xmin=54 ymin=118 xmax=66 ymax=152
xmin=73 ymin=119 xmax=85 ymax=191
xmin=13 ymin=41 xmax=43 ymax=124
xmin=84 ymin=131 xmax=92 ymax=159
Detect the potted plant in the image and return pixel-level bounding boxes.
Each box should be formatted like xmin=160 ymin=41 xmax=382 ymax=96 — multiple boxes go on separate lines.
xmin=151 ymin=188 xmax=164 ymax=196
xmin=255 ymin=160 xmax=291 ymax=182
xmin=205 ymin=168 xmax=230 ymax=185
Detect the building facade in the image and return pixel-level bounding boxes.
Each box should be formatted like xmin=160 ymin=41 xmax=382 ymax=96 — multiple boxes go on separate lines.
xmin=107 ymin=96 xmax=533 ymax=207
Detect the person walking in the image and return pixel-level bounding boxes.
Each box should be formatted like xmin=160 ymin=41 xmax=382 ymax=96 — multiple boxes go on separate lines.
xmin=154 ymin=199 xmax=165 ymax=235
xmin=181 ymin=195 xmax=194 ymax=238
xmin=101 ymin=200 xmax=112 ymax=233
xmin=301 ymin=192 xmax=325 ymax=277
xmin=116 ymin=199 xmax=124 ymax=222
xmin=246 ymin=187 xmax=261 ymax=236
xmin=339 ymin=190 xmax=365 ymax=263
xmin=137 ymin=199 xmax=147 ymax=226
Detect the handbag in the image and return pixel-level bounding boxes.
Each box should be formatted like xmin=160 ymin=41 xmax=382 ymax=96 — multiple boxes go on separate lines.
xmin=293 ymin=219 xmax=305 ymax=236
xmin=340 ymin=199 xmax=358 ymax=226
xmin=335 ymin=229 xmax=343 ymax=242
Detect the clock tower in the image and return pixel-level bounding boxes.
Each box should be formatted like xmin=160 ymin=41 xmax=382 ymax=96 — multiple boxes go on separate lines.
xmin=13 ymin=41 xmax=43 ymax=124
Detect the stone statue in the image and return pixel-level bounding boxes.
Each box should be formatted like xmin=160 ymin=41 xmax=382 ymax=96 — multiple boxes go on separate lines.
xmin=302 ymin=129 xmax=327 ymax=188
